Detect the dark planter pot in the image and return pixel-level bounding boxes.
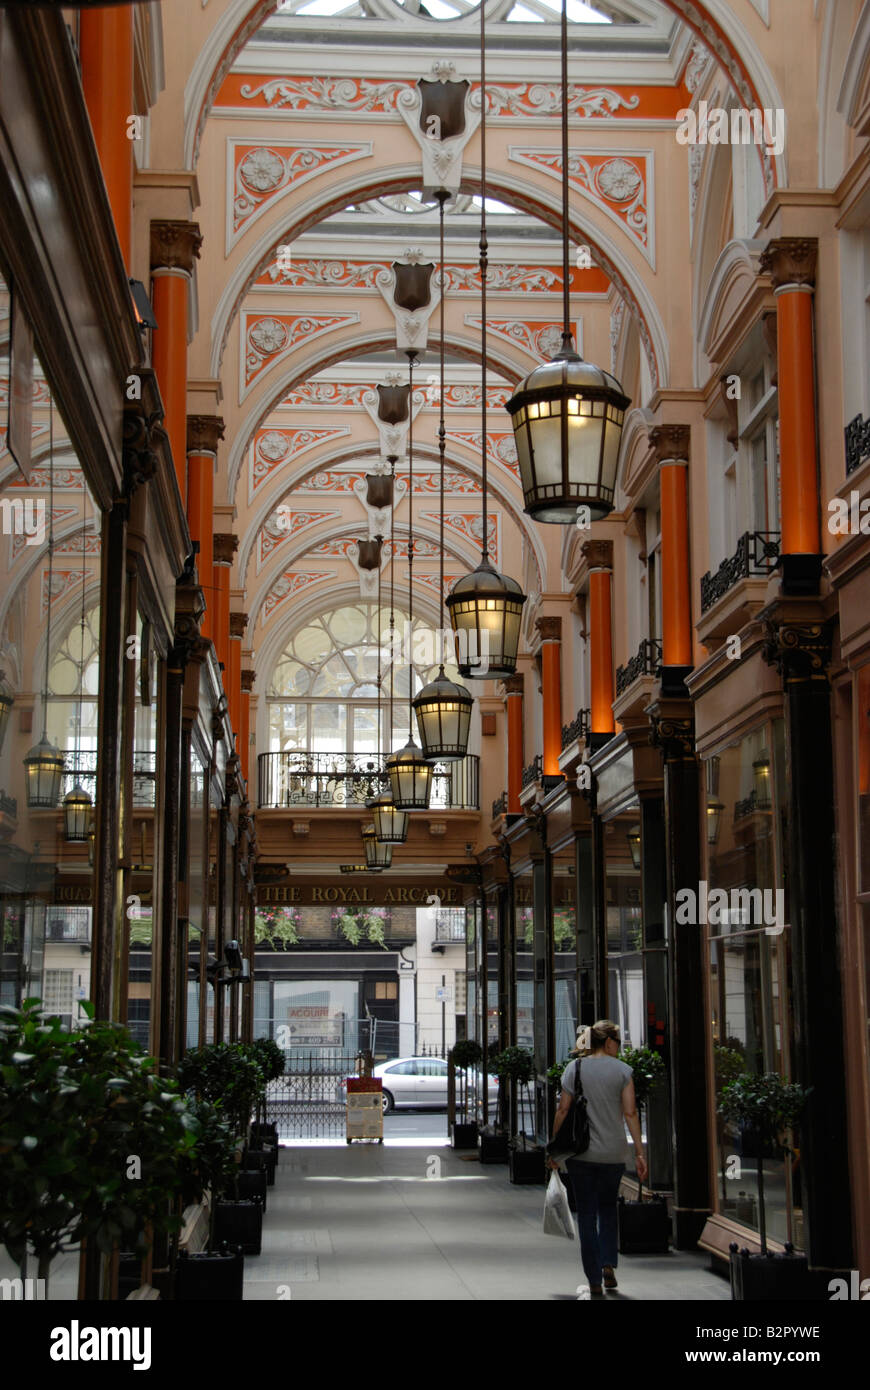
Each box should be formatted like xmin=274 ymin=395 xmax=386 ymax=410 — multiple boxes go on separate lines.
xmin=729 ymin=1246 xmax=842 ymax=1301
xmin=509 ymin=1145 xmax=547 ymax=1186
xmin=451 ymin=1121 xmax=479 ymax=1150
xmin=617 ymin=1194 xmax=671 ymax=1254
xmin=215 ymin=1199 xmax=263 ymax=1256
xmin=478 ymin=1126 xmax=509 ymax=1164
xmin=245 ymin=1146 xmax=277 ymax=1185
xmin=175 ymin=1245 xmax=245 ymax=1302
xmin=118 ymin=1253 xmax=142 ymax=1301
xmin=250 ymin=1122 xmax=279 ymax=1148
xmin=236 ymin=1168 xmax=268 ymax=1211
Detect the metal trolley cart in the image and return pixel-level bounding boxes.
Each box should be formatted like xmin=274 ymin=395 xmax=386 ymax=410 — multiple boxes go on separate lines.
xmin=346 ymin=1075 xmax=383 ymax=1144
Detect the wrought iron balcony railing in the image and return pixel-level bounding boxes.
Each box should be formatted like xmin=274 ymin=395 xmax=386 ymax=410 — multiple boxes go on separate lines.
xmin=492 ymin=791 xmax=507 ymax=819
xmin=521 ymin=754 xmax=542 ymax=789
xmin=257 ymin=750 xmax=480 ymax=811
xmin=434 ymin=909 xmax=466 ymax=942
xmin=700 ymin=531 xmax=781 ymax=614
xmin=615 ymin=638 xmax=662 ymax=697
xmin=561 ymin=709 xmax=590 ymax=750
xmin=44 ymin=750 xmax=157 ymax=810
xmin=0 ymin=792 xmax=17 ymax=818
xmin=845 ymin=413 xmax=870 ymax=475
xmin=734 ymin=789 xmax=772 ymax=820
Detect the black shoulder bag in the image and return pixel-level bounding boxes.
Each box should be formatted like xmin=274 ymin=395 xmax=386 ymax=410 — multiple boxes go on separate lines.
xmin=546 ymin=1060 xmax=591 ymax=1161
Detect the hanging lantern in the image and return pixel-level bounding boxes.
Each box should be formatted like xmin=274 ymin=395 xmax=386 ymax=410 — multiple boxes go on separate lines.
xmin=366 ymin=472 xmax=394 ymax=510
xmin=506 ymin=346 xmax=630 ymax=524
xmin=24 ymin=734 xmax=65 ymax=808
xmin=752 ymin=756 xmax=772 ymax=809
xmin=706 ymin=799 xmax=724 ymax=846
xmin=446 ymin=559 xmax=526 ymax=680
xmin=356 ymin=537 xmax=383 ymax=571
xmin=63 ymin=781 xmax=93 ymax=842
xmin=413 ymin=670 xmax=473 ymax=762
xmin=385 ymin=737 xmax=432 ymax=811
xmin=362 ymin=823 xmax=393 ymax=871
xmin=368 ymin=790 xmax=409 ymax=844
xmin=626 ymin=824 xmax=641 ymax=870
xmin=0 ymin=671 xmax=12 ymax=755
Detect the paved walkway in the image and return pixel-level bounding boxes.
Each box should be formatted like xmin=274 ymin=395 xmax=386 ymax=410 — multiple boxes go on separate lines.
xmin=244 ymin=1141 xmax=731 ymax=1302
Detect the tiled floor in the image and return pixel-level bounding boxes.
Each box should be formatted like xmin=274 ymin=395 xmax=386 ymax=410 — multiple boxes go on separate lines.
xmin=243 ymin=1143 xmax=732 ymax=1302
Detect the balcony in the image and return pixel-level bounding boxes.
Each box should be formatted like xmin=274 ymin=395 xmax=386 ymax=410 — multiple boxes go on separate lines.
xmin=616 ymin=638 xmax=662 ymax=697
xmin=492 ymin=791 xmax=507 ymax=819
xmin=845 ymin=413 xmax=870 ymax=476
xmin=57 ymin=750 xmax=157 ymax=809
xmin=257 ymin=750 xmax=480 ymax=811
xmin=697 ymin=531 xmax=780 ymax=644
xmin=0 ymin=791 xmax=17 ymax=842
xmin=521 ymin=754 xmax=542 ymax=790
xmin=434 ymin=909 xmax=466 ymax=943
xmin=561 ymin=709 xmax=589 ymax=751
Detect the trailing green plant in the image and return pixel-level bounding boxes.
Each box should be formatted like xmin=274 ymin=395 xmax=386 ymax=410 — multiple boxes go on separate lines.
xmin=0 ymin=1000 xmax=200 ymax=1288
xmin=334 ymin=907 xmax=389 ymax=949
xmin=620 ymin=1044 xmax=666 ymax=1196
xmin=717 ymin=1071 xmax=810 ymax=1255
xmin=552 ymin=911 xmax=574 ymax=949
xmin=254 ymin=906 xmax=301 ymax=949
xmin=177 ymin=1044 xmax=264 ymax=1139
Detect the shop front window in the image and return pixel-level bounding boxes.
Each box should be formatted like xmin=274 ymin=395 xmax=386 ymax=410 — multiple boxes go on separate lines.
xmin=604 ymin=809 xmax=644 ymax=1048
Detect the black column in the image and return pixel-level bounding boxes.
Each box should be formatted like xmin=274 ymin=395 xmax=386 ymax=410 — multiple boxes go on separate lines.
xmin=158 ymin=657 xmax=184 ymax=1066
xmin=650 ymin=711 xmax=711 ymax=1247
xmin=640 ymin=793 xmax=673 ymax=1192
xmin=762 ymin=616 xmax=853 ymax=1270
xmin=575 ymin=831 xmax=597 ymax=1021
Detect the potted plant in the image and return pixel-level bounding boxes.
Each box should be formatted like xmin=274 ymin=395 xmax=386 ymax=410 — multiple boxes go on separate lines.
xmin=616 ymin=1044 xmax=669 ymax=1253
xmin=718 ymin=1071 xmax=822 ymax=1300
xmin=449 ymin=1039 xmax=483 ymax=1149
xmin=489 ymin=1046 xmax=544 ymax=1183
xmin=333 ymin=907 xmax=390 ymax=949
xmin=714 ymin=1043 xmax=747 ymax=1211
xmin=0 ymin=999 xmax=199 ymax=1298
xmin=242 ymin=1037 xmax=284 ymax=1183
xmin=172 ymin=1098 xmax=246 ymax=1301
xmin=177 ymin=1044 xmax=266 ymax=1256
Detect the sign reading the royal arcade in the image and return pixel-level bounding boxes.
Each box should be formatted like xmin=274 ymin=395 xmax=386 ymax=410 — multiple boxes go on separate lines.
xmin=255 ymin=880 xmax=461 ymax=907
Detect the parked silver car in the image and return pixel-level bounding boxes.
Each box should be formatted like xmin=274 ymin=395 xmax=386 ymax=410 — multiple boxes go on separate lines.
xmin=366 ymin=1056 xmax=500 ymax=1114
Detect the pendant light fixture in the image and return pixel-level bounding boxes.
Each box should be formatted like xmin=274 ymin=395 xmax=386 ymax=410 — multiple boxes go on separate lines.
xmin=445 ymin=4 xmax=526 ymax=679
xmin=24 ymin=392 xmax=65 ymax=808
xmin=367 ymin=491 xmax=409 ymax=844
xmin=64 ymin=494 xmax=93 ymax=840
xmin=413 ymin=192 xmax=474 ymax=762
xmin=505 ymin=0 xmax=630 ymax=523
xmin=385 ymin=354 xmax=433 ymax=810
xmin=362 ymin=823 xmax=393 ymax=871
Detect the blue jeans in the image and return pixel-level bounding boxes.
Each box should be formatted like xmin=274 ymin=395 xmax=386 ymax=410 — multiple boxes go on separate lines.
xmin=565 ymin=1160 xmax=624 ymax=1285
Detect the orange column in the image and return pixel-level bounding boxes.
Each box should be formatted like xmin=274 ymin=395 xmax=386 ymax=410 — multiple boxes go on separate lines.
xmin=241 ymin=669 xmax=255 ymax=790
xmin=536 ymin=617 xmax=562 ymax=777
xmin=760 ymin=239 xmax=821 ymax=571
xmin=649 ymin=425 xmax=692 ymax=673
xmin=228 ymin=613 xmax=246 ymax=747
xmin=150 ymin=223 xmax=202 ymax=498
xmin=504 ymin=675 xmax=524 ymax=813
xmin=212 ymin=534 xmax=237 ymax=676
xmin=80 ymin=7 xmax=133 ymax=264
xmin=186 ymin=416 xmax=224 ymax=642
xmin=588 ymin=570 xmax=615 ymax=736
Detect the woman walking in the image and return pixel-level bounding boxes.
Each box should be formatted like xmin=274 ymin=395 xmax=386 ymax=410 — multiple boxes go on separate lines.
xmin=548 ymin=1020 xmax=647 ymax=1296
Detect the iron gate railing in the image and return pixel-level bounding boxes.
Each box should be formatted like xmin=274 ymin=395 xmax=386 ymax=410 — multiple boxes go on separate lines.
xmin=265 ymin=1052 xmax=360 ymax=1142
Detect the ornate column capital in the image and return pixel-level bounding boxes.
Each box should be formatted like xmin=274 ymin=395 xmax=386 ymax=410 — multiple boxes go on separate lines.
xmin=172 ymin=570 xmax=208 ymax=666
xmin=187 ymin=414 xmax=225 ymax=456
xmin=760 ymin=614 xmax=834 ymax=684
xmin=649 ymin=423 xmax=690 ymax=465
xmin=241 ymin=669 xmax=256 ymax=694
xmin=229 ymin=612 xmax=248 ymax=640
xmin=123 ymin=369 xmax=167 ymax=495
xmin=501 ymin=673 xmax=524 ymax=696
xmin=580 ymin=538 xmax=613 ymax=571
xmin=150 ymin=220 xmax=203 ymax=274
xmin=535 ymin=615 xmax=562 ymax=643
xmin=213 ymin=533 xmax=239 ymax=567
xmin=648 ymin=711 xmax=696 ymax=762
xmin=759 ymin=237 xmax=817 ymax=290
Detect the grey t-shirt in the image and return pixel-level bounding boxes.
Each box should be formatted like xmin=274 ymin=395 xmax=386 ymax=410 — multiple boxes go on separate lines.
xmin=561 ymin=1056 xmax=633 ymax=1164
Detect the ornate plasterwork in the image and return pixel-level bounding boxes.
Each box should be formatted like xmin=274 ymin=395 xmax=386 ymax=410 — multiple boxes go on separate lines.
xmin=279 ymin=381 xmax=510 ymax=411
xmin=510 ymin=148 xmax=652 ymax=264
xmin=8 ymin=507 xmax=79 ymax=565
xmin=463 ymin=316 xmax=580 ymax=362
xmin=262 ymin=570 xmax=337 ymax=622
xmin=42 ymin=569 xmax=84 ymax=616
xmin=609 ymin=299 xmax=626 ymax=374
xmin=258 ymin=509 xmax=342 ymax=571
xmin=419 ymin=510 xmax=499 ymax=565
xmin=444 ymin=430 xmax=520 ymax=480
xmin=250 ymin=426 xmax=350 ymax=498
xmin=257 ymin=258 xmax=572 ymax=296
xmin=242 ymin=311 xmax=359 ymax=396
xmin=415 ymin=572 xmax=463 ymax=600
xmin=683 ymin=37 xmax=713 ymax=95
xmin=5 ymin=463 xmax=82 ymax=491
xmin=224 ymin=76 xmax=655 ymax=122
xmin=228 ymin=140 xmax=372 ymax=249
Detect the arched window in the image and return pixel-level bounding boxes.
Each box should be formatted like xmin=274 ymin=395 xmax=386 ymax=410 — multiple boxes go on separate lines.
xmin=268 ymin=601 xmax=462 ymax=755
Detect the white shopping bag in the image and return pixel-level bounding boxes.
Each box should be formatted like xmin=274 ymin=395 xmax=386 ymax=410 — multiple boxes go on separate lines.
xmin=543 ymin=1170 xmax=575 ymax=1239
